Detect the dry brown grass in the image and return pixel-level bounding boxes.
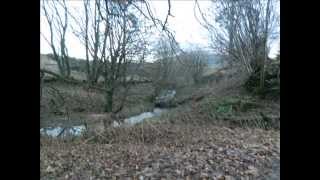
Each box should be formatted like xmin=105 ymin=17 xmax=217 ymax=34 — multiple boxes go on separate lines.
xmin=40 ymin=68 xmax=280 ymax=179
xmin=41 ymin=81 xmax=155 ymax=128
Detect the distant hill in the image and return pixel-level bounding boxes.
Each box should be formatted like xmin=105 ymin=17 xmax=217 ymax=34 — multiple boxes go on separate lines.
xmin=40 ymin=54 xmax=59 ymax=73
xmin=40 ymin=54 xmax=88 ymax=81
xmin=40 ymin=53 xmax=227 ymax=81
xmin=41 ymin=54 xmax=88 ymax=72
xmin=40 ymin=54 xmax=153 ymax=82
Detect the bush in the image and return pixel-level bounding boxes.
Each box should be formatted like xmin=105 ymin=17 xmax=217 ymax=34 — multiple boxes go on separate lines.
xmin=244 ymin=61 xmax=280 ymax=98
xmin=199 ymin=96 xmax=261 ymax=120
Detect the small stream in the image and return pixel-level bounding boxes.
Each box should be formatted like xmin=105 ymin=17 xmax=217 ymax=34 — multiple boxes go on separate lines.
xmin=41 ymin=90 xmax=175 ymax=138
xmin=40 ymin=125 xmax=86 ymax=137
xmin=116 ymin=108 xmax=166 ymax=126
xmin=40 ymin=108 xmax=167 ymax=137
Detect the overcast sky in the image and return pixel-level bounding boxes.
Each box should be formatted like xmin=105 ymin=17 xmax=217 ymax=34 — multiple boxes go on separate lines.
xmin=40 ymin=0 xmax=280 ymax=60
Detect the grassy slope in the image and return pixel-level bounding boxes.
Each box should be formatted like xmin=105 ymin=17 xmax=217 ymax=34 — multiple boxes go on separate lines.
xmin=41 ymin=71 xmax=280 ymax=179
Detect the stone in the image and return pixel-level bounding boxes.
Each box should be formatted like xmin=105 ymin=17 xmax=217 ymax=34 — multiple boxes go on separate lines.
xmin=155 ymin=90 xmax=176 ymax=108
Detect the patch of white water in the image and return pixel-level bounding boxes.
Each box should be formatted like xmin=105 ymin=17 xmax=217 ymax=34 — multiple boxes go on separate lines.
xmin=40 ymin=108 xmax=167 ymax=137
xmin=40 ymin=125 xmax=86 ymax=137
xmin=122 ymin=108 xmax=167 ymax=126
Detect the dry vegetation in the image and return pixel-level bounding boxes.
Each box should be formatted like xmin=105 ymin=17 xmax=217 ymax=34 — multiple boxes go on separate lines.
xmin=41 ymin=81 xmax=155 ymax=127
xmin=41 ymin=71 xmax=280 ymax=179
xmin=41 ymin=124 xmax=279 ymax=179
xmin=40 ymin=0 xmax=279 ymax=179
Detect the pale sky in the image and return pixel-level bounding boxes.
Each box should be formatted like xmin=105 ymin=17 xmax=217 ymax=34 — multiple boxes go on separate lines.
xmin=40 ymin=0 xmax=279 ymax=60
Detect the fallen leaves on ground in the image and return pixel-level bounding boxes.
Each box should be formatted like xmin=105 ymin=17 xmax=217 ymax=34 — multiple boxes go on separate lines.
xmin=41 ymin=125 xmax=279 ymax=180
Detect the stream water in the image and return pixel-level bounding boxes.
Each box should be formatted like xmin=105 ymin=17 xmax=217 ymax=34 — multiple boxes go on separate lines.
xmin=40 ymin=125 xmax=86 ymax=137
xmin=40 ymin=108 xmax=167 ymax=137
xmin=41 ymin=89 xmax=175 ymax=137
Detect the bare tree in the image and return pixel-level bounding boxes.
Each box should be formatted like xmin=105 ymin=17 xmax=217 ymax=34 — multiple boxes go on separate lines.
xmin=180 ymin=48 xmax=209 ymax=84
xmin=70 ymin=0 xmax=105 ymax=84
xmin=42 ymin=0 xmax=179 ymax=130
xmin=42 ymin=0 xmax=71 ymax=78
xmin=151 ymin=36 xmax=178 ymax=98
xmin=95 ymin=0 xmax=153 ymax=129
xmin=195 ymin=0 xmax=279 ymax=91
xmin=40 ymin=71 xmax=44 ymax=105
xmin=68 ymin=0 xmax=178 ymax=85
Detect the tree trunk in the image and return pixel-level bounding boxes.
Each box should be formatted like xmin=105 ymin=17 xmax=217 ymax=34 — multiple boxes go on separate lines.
xmin=104 ymin=89 xmax=113 ymax=113
xmin=277 ymin=68 xmax=280 ymax=84
xmin=40 ymin=71 xmax=44 ymax=104
xmin=193 ymin=74 xmax=200 ymax=84
xmin=103 ymin=89 xmax=114 ymax=130
xmin=65 ymin=57 xmax=71 ymax=77
xmin=56 ymin=57 xmax=66 ymax=78
xmin=259 ymin=56 xmax=266 ymax=91
xmin=260 ymin=0 xmax=271 ymax=93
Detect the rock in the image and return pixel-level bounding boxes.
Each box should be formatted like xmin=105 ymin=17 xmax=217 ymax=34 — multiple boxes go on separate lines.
xmin=45 ymin=165 xmax=55 ymax=173
xmin=240 ymin=177 xmax=250 ymax=180
xmin=245 ymin=166 xmax=259 ymax=176
xmin=216 ymin=175 xmax=225 ymax=180
xmin=224 ymin=175 xmax=235 ymax=180
xmin=141 ymin=167 xmax=156 ymax=177
xmin=217 ymin=175 xmax=235 ymax=180
xmin=155 ymin=90 xmax=176 ymax=108
xmin=200 ymin=171 xmax=210 ymax=178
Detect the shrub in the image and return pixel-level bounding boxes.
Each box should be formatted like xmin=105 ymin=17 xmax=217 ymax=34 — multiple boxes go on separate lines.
xmin=244 ymin=60 xmax=280 ymax=98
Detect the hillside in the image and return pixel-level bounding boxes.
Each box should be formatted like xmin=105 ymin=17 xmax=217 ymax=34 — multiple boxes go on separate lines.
xmin=40 ymin=54 xmax=156 ymax=82
xmin=41 ymin=77 xmax=280 ymax=179
xmin=41 ymin=67 xmax=280 ymax=179
xmin=40 ymin=1 xmax=280 ymax=179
